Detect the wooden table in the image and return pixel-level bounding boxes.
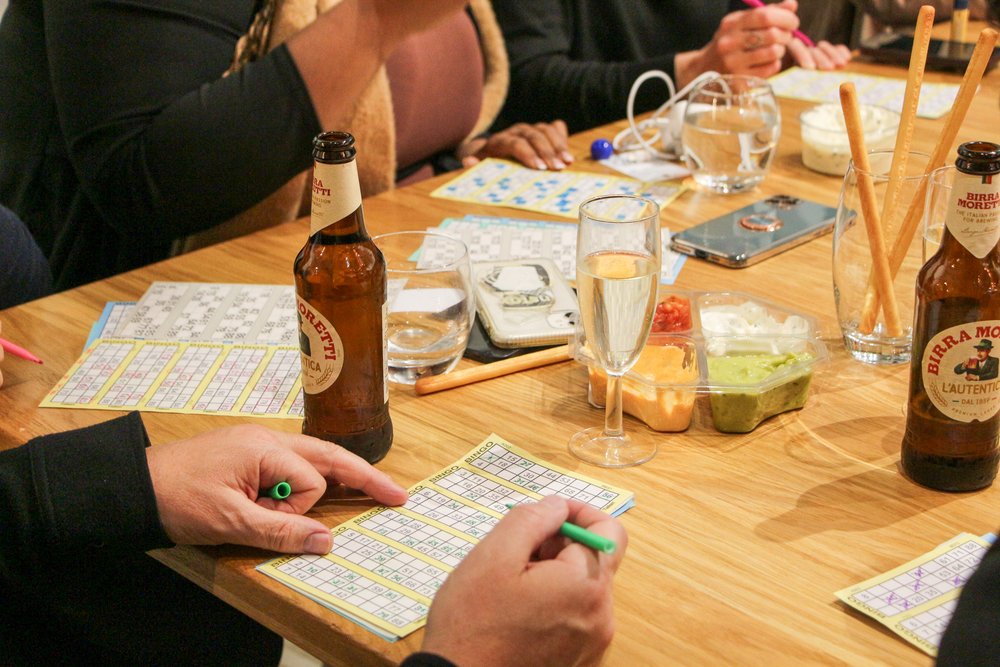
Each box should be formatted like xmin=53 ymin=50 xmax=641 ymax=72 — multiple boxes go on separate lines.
xmin=2 ymin=55 xmax=999 ymax=666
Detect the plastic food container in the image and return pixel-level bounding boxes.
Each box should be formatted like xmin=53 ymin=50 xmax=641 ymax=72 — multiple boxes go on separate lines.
xmin=799 ymin=103 xmax=898 ymax=176
xmin=574 ymin=289 xmax=828 ymax=433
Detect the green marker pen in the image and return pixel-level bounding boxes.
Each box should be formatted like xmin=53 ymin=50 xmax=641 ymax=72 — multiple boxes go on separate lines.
xmin=265 ymin=481 xmax=292 ymax=501
xmin=505 ymin=503 xmax=616 ymax=554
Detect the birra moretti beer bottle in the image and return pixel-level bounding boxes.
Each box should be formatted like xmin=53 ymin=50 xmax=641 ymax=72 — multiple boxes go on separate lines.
xmin=294 ymin=131 xmax=392 ymax=463
xmin=902 ymin=141 xmax=1000 ymax=491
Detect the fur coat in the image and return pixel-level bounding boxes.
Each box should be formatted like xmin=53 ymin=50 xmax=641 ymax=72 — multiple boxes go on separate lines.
xmin=176 ymin=0 xmax=508 ymax=253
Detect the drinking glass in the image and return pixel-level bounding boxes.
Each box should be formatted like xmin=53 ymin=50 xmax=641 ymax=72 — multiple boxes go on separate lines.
xmin=569 ymin=195 xmax=661 ymax=467
xmin=373 ymin=231 xmax=474 ymax=384
xmin=922 ymin=165 xmax=956 ymax=263
xmin=833 ymin=150 xmax=932 ymax=364
xmin=681 ymin=75 xmax=780 ymax=194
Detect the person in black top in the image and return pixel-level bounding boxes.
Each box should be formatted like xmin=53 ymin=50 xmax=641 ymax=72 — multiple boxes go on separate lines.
xmin=0 ymin=0 xmax=570 ymax=291
xmin=0 ymin=410 xmax=627 ymax=666
xmin=491 ymin=0 xmax=852 ymax=134
xmin=0 ymin=204 xmax=51 ymax=309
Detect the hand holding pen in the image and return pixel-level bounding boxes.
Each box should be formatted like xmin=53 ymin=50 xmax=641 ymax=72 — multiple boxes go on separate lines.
xmin=421 ymin=496 xmax=627 ymax=667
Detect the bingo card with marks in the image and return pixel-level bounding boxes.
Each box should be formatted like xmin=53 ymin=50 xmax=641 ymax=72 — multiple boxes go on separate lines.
xmin=431 ymin=158 xmax=685 ymax=218
xmin=258 ymin=434 xmax=634 ymax=641
xmin=836 ymin=532 xmax=993 ymax=656
xmin=41 ymin=282 xmax=305 ymax=418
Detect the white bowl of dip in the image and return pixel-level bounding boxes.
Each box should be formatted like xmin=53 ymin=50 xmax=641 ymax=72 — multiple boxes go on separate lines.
xmin=799 ymin=103 xmax=899 ymax=177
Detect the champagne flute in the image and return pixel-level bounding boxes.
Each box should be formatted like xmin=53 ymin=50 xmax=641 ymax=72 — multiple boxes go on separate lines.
xmin=570 ymin=194 xmax=661 ymax=467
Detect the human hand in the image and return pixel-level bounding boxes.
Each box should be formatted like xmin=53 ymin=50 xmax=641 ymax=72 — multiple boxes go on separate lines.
xmin=146 ymin=425 xmax=409 ymax=553
xmin=678 ymin=0 xmax=800 ymax=84
xmin=786 ymin=38 xmax=852 ymax=71
xmin=421 ymin=496 xmax=627 ymax=667
xmin=458 ymin=120 xmax=574 ymax=171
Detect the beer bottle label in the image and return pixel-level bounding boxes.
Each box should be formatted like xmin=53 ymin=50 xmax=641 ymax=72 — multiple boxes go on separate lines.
xmin=296 ymin=296 xmax=345 ymax=394
xmin=310 ymin=160 xmax=362 ymax=236
xmin=944 ymin=171 xmax=1000 ymax=258
xmin=921 ymin=320 xmax=1000 ymax=422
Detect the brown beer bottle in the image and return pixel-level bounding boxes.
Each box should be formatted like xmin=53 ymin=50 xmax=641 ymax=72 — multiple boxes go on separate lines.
xmin=294 ymin=131 xmax=392 ymax=463
xmin=901 ymin=141 xmax=1000 ymax=491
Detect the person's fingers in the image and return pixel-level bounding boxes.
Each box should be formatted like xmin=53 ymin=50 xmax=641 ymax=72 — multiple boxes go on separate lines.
xmin=787 ymin=38 xmax=815 ymax=70
xmin=461 ymin=155 xmax=481 ymax=168
xmin=270 ymin=431 xmax=409 ymax=506
xmin=256 ymin=446 xmax=330 ymax=513
xmin=737 ymin=4 xmax=799 ymax=32
xmin=818 ymin=41 xmax=851 ymax=68
xmin=809 ymin=42 xmax=834 ymax=70
xmin=549 ymin=119 xmax=574 ymax=164
xmin=465 ymin=495 xmax=571 ymax=571
xmin=228 ymin=501 xmax=333 ymax=554
xmin=727 ymin=43 xmax=785 ymax=69
xmin=497 ymin=124 xmax=565 ymax=170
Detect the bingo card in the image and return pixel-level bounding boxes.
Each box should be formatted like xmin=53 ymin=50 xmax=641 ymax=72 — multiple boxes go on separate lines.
xmin=430 ymin=158 xmax=685 ymax=218
xmin=258 ymin=434 xmax=634 ymax=641
xmin=769 ymin=68 xmax=960 ymax=119
xmin=836 ymin=532 xmax=993 ymax=656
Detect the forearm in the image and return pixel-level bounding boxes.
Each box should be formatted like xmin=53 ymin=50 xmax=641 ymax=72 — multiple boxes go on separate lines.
xmin=0 ymin=413 xmax=169 ymax=584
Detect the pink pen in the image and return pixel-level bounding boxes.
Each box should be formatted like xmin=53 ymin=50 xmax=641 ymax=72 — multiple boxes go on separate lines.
xmin=0 ymin=336 xmax=44 ymax=364
xmin=740 ymin=0 xmax=816 ymax=47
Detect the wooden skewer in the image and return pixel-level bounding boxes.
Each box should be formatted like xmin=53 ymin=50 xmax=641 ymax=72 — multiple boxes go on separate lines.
xmin=414 ymin=344 xmax=571 ymax=395
xmin=858 ymin=28 xmax=1000 ymax=331
xmin=840 ymin=82 xmax=904 ymax=338
xmin=857 ymin=5 xmax=935 ymax=334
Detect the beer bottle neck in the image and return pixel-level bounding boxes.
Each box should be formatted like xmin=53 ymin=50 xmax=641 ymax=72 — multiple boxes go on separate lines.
xmin=940 ymin=167 xmax=1000 ymax=260
xmin=309 ymin=159 xmax=365 ymax=237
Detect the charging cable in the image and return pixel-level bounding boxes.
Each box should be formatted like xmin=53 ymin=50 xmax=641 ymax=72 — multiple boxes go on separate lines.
xmin=612 ymin=70 xmax=720 ymax=160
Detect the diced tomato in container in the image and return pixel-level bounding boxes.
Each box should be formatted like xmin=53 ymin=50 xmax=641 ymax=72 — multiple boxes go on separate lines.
xmin=652 ymin=295 xmax=692 ymax=333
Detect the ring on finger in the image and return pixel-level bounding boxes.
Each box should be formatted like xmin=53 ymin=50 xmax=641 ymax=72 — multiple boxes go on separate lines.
xmin=744 ymin=30 xmax=764 ymax=50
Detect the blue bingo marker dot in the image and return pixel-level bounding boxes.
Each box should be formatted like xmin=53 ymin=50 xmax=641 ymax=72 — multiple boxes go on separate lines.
xmin=590 ymin=138 xmax=613 ymax=161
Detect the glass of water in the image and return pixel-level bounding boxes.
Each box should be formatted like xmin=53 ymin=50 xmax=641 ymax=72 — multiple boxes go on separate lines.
xmin=373 ymin=231 xmax=474 ymax=384
xmin=682 ymin=75 xmax=780 ymax=194
xmin=569 ymin=195 xmax=661 ymax=468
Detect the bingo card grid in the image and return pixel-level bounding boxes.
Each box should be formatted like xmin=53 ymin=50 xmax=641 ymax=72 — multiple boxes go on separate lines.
xmin=357 ymin=507 xmax=475 ymax=568
xmin=846 ymin=539 xmax=988 ymax=618
xmin=98 ymin=343 xmax=179 ymax=407
xmin=429 ymin=467 xmax=540 ymax=516
xmin=193 ymin=347 xmax=266 ymax=412
xmin=272 ymin=551 xmax=429 ymax=630
xmin=334 ymin=528 xmax=448 ymax=601
xmin=467 ymin=443 xmax=625 ymax=510
xmin=145 ymin=345 xmax=223 ymax=410
xmin=240 ymin=348 xmax=300 ymax=415
xmin=897 ymin=599 xmax=959 ymax=649
xmin=404 ymin=485 xmax=501 ymax=540
xmin=50 ymin=341 xmax=135 ymax=405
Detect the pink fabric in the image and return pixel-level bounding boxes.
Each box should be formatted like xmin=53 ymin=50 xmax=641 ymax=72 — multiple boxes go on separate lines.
xmin=385 ymin=11 xmax=484 ymax=171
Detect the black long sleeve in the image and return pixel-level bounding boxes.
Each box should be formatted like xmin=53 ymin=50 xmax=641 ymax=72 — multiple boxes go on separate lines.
xmin=492 ymin=0 xmax=741 ymax=134
xmin=937 ymin=536 xmax=1000 ymax=665
xmin=0 ymin=0 xmax=321 ymax=289
xmin=0 ymin=412 xmax=169 ymax=582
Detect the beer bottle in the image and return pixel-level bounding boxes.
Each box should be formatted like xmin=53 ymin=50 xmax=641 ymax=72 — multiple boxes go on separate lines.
xmin=294 ymin=131 xmax=393 ymax=463
xmin=902 ymin=141 xmax=1000 ymax=491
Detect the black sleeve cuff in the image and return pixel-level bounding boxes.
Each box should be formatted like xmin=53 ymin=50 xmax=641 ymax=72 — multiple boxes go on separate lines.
xmin=26 ymin=412 xmax=172 ymax=553
xmin=400 ymin=652 xmax=459 ymax=667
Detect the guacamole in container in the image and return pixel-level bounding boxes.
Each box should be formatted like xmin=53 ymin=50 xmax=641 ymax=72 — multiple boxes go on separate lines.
xmin=706 ymin=351 xmax=815 ymax=433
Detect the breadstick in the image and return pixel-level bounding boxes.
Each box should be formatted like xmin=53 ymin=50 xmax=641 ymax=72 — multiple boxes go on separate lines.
xmin=840 ymin=83 xmax=903 ymax=338
xmin=414 ymin=345 xmax=571 ymax=395
xmin=859 ymin=28 xmax=1000 ymax=330
xmin=857 ymin=5 xmax=935 ymax=334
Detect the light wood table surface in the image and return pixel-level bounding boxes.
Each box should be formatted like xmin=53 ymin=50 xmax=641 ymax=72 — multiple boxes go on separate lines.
xmin=2 ymin=54 xmax=999 ymax=666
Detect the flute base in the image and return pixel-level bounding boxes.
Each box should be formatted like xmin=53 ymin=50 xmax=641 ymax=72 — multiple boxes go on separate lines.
xmin=567 ymin=427 xmax=657 ymax=468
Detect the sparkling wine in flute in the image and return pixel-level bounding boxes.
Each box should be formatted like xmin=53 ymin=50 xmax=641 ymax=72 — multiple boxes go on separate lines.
xmin=577 ymin=250 xmax=659 ymax=373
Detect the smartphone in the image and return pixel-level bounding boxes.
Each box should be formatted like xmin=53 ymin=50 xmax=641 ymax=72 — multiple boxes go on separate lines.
xmin=464 ymin=315 xmax=539 ymax=363
xmin=669 ymin=195 xmax=837 ymax=268
xmin=860 ymin=34 xmax=1000 ymax=73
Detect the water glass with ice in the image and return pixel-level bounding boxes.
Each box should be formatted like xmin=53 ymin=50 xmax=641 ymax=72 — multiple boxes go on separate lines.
xmin=374 ymin=231 xmax=474 ymax=384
